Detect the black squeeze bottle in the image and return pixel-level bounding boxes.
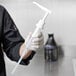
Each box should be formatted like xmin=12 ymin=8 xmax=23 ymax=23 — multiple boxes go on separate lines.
xmin=44 ymin=34 xmax=58 ymax=61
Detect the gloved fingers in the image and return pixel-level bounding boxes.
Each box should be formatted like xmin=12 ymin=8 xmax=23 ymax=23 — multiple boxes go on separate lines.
xmin=29 ymin=36 xmax=44 ymax=51
xmin=32 ymin=34 xmax=44 ymax=43
xmin=31 ymin=39 xmax=44 ymax=46
xmin=29 ymin=45 xmax=41 ymax=51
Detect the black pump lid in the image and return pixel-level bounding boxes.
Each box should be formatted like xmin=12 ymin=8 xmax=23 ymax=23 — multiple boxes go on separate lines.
xmin=48 ymin=34 xmax=53 ymax=38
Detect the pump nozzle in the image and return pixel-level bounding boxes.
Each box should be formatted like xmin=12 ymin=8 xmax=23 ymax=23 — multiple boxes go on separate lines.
xmin=33 ymin=2 xmax=51 ymax=14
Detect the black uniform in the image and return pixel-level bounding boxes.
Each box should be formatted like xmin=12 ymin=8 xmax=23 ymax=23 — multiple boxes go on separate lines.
xmin=0 ymin=5 xmax=35 ymax=76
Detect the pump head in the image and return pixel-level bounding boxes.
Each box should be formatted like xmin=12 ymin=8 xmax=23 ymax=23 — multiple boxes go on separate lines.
xmin=33 ymin=1 xmax=51 ymax=14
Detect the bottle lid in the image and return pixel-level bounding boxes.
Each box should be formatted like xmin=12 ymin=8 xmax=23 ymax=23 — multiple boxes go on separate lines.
xmin=48 ymin=33 xmax=53 ymax=38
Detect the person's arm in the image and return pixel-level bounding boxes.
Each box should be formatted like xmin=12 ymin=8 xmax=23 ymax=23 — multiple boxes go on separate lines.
xmin=1 ymin=6 xmax=35 ymax=65
xmin=1 ymin=6 xmax=44 ymax=65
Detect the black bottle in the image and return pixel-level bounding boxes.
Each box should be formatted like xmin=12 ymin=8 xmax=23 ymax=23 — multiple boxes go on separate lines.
xmin=44 ymin=34 xmax=58 ymax=61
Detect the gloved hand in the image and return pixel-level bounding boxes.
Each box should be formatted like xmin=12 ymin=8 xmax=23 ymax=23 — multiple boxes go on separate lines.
xmin=19 ymin=32 xmax=44 ymax=59
xmin=29 ymin=31 xmax=44 ymax=51
xmin=19 ymin=31 xmax=44 ymax=60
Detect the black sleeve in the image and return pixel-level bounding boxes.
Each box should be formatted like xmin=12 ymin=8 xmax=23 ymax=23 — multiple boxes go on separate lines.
xmin=1 ymin=7 xmax=35 ymax=65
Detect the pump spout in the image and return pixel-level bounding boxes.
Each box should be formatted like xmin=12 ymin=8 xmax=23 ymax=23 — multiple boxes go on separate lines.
xmin=33 ymin=1 xmax=52 ymax=14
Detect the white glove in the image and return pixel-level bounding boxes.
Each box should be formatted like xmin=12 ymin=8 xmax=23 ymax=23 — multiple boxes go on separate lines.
xmin=29 ymin=31 xmax=44 ymax=51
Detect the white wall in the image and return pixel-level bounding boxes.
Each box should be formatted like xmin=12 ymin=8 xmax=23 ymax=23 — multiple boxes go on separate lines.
xmin=0 ymin=0 xmax=76 ymax=45
xmin=0 ymin=0 xmax=76 ymax=76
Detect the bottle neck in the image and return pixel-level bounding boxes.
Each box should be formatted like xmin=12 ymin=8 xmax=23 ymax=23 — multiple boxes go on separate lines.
xmin=48 ymin=34 xmax=53 ymax=38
